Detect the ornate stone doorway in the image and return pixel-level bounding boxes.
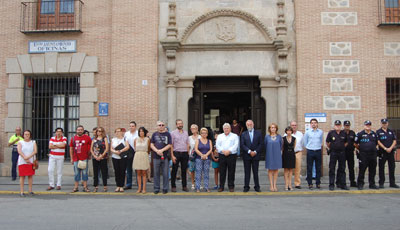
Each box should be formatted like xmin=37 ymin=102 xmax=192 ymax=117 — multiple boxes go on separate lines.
xmin=188 ymin=77 xmax=266 ymax=135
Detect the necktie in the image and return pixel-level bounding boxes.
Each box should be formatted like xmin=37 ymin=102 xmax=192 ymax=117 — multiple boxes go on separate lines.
xmin=250 ymin=130 xmax=253 ymax=142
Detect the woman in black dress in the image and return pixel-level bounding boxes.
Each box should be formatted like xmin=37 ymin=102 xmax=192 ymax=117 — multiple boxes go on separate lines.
xmin=282 ymin=126 xmax=296 ymax=191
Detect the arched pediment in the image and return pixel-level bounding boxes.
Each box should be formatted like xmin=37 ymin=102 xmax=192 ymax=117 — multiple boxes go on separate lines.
xmin=181 ymin=9 xmax=275 ymax=44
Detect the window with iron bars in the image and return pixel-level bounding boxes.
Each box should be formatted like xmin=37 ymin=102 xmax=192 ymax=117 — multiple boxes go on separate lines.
xmin=23 ymin=76 xmax=80 ymax=160
xmin=386 ymin=78 xmax=400 ymax=162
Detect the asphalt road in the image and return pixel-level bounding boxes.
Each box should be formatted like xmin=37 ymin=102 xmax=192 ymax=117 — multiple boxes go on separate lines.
xmin=1 ymin=193 xmax=399 ymax=230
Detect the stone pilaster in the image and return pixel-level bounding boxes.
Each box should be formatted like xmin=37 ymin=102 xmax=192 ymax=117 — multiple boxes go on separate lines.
xmin=160 ymin=2 xmax=181 ymax=127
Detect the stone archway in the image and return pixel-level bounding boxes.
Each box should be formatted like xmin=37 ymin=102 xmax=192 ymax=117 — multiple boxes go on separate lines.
xmin=160 ymin=1 xmax=294 ymax=132
xmin=1 ymin=52 xmax=98 ymax=176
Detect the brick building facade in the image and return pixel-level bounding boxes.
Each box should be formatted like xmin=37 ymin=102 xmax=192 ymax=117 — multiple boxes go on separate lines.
xmin=0 ymin=0 xmax=399 ymax=176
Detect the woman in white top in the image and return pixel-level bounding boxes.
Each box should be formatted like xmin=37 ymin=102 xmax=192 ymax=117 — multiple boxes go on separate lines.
xmin=188 ymin=124 xmax=201 ymax=190
xmin=110 ymin=128 xmax=129 ymax=192
xmin=17 ymin=130 xmax=37 ymax=197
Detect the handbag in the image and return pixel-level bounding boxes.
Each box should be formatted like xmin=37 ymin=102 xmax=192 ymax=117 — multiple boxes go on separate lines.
xmin=77 ymin=160 xmax=87 ymax=169
xmin=189 ymin=149 xmax=196 ymax=161
xmin=115 ymin=142 xmax=128 ymax=158
xmin=123 ymin=137 xmax=135 ymax=159
xmin=32 ymin=154 xmax=39 ymax=170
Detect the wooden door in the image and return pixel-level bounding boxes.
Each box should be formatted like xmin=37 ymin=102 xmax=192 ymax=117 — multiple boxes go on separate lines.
xmin=188 ymin=77 xmax=266 ymax=135
xmin=37 ymin=0 xmax=75 ymax=30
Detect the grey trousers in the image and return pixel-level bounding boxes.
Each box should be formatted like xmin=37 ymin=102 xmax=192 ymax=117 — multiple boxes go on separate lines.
xmin=153 ymin=158 xmax=169 ymax=192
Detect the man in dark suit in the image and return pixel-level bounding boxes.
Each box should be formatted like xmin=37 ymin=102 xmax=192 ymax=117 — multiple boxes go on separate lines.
xmin=240 ymin=120 xmax=263 ymax=192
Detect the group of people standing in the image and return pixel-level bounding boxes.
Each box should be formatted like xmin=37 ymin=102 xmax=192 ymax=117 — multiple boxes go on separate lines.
xmin=9 ymin=117 xmax=399 ymax=196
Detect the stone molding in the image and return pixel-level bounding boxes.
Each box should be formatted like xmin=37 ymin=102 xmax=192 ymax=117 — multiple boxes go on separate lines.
xmin=180 ymin=9 xmax=275 ymax=43
xmin=6 ymin=53 xmax=98 ymax=74
xmin=323 ymin=60 xmax=359 ymax=74
xmin=384 ymin=42 xmax=400 ymax=56
xmin=328 ymin=0 xmax=350 ymax=8
xmin=330 ymin=42 xmax=352 ymax=56
xmin=323 ymin=96 xmax=361 ymax=110
xmin=3 ymin=52 xmax=99 ymax=176
xmin=330 ymin=78 xmax=353 ymax=92
xmin=321 ymin=12 xmax=357 ymax=25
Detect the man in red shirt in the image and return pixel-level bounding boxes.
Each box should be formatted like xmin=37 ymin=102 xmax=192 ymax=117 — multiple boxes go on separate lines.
xmin=47 ymin=127 xmax=67 ymax=191
xmin=69 ymin=125 xmax=92 ymax=192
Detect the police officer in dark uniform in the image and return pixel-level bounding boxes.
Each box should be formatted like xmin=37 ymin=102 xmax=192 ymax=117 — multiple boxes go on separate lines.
xmin=326 ymin=120 xmax=348 ymax=191
xmin=377 ymin=118 xmax=399 ymax=188
xmin=343 ymin=120 xmax=357 ymax=187
xmin=354 ymin=120 xmax=379 ymax=190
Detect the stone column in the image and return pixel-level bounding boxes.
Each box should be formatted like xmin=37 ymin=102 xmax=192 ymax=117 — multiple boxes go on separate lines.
xmin=160 ymin=2 xmax=180 ymax=128
xmin=278 ymin=79 xmax=288 ymax=130
xmin=176 ymin=78 xmax=195 ymax=130
xmin=167 ymin=80 xmax=177 ymax=128
xmin=260 ymin=78 xmax=279 ymax=131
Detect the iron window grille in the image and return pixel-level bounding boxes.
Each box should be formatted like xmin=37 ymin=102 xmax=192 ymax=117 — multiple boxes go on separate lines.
xmin=23 ymin=76 xmax=80 ymax=160
xmin=386 ymin=78 xmax=400 ymax=161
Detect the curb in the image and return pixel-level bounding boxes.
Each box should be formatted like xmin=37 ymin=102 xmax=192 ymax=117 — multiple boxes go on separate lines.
xmin=1 ymin=189 xmax=399 ymax=196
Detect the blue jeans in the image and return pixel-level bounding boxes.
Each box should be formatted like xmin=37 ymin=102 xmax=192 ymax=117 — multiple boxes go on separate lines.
xmin=11 ymin=149 xmax=19 ymax=179
xmin=73 ymin=160 xmax=89 ymax=182
xmin=125 ymin=157 xmax=134 ymax=187
xmin=153 ymin=158 xmax=169 ymax=192
xmin=306 ymin=149 xmax=321 ymax=185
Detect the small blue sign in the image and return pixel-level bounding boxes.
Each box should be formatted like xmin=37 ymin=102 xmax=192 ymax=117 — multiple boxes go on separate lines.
xmin=99 ymin=103 xmax=109 ymax=116
xmin=305 ymin=113 xmax=327 ymax=122
xmin=305 ymin=113 xmax=327 ymax=118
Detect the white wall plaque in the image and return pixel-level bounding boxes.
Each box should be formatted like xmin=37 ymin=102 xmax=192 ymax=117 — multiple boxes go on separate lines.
xmin=28 ymin=40 xmax=77 ymax=53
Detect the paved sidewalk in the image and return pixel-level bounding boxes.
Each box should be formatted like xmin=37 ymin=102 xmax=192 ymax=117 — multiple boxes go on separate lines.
xmin=1 ymin=159 xmax=399 ymax=196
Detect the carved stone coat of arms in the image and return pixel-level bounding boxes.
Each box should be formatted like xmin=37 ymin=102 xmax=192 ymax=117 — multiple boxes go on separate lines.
xmin=216 ymin=18 xmax=236 ymax=42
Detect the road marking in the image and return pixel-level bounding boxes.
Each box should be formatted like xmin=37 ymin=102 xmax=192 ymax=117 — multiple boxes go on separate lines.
xmin=0 ymin=189 xmax=399 ymax=196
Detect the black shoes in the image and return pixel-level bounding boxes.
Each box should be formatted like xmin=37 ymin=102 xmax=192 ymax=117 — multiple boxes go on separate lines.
xmin=340 ymin=186 xmax=349 ymax=190
xmin=390 ymin=184 xmax=400 ymax=188
xmin=379 ymin=184 xmax=385 ymax=189
xmin=350 ymin=182 xmax=358 ymax=187
xmin=358 ymin=185 xmax=363 ymax=190
xmin=369 ymin=185 xmax=379 ymax=189
xmin=255 ymin=188 xmax=261 ymax=192
xmin=316 ymin=184 xmax=321 ymax=189
xmin=243 ymin=188 xmax=249 ymax=193
xmin=308 ymin=185 xmax=313 ymax=190
xmin=295 ymin=186 xmax=302 ymax=189
xmin=329 ymin=185 xmax=334 ymax=191
xmin=162 ymin=190 xmax=168 ymax=194
xmin=154 ymin=190 xmax=159 ymax=194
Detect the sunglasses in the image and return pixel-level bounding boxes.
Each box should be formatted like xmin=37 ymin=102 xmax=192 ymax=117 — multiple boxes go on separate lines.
xmin=158 ymin=124 xmax=165 ymax=127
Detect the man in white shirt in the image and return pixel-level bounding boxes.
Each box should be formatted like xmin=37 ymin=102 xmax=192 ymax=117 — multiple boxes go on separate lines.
xmin=216 ymin=123 xmax=239 ymax=192
xmin=47 ymin=127 xmax=67 ymax=190
xmin=124 ymin=121 xmax=138 ymax=189
xmin=289 ymin=121 xmax=304 ymax=189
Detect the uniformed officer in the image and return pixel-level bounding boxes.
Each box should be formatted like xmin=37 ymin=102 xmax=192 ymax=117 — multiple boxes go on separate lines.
xmin=326 ymin=120 xmax=348 ymax=191
xmin=377 ymin=118 xmax=399 ymax=188
xmin=354 ymin=120 xmax=379 ymax=190
xmin=343 ymin=120 xmax=357 ymax=187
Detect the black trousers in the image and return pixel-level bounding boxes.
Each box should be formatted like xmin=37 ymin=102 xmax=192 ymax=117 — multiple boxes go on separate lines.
xmin=93 ymin=158 xmax=108 ymax=187
xmin=357 ymin=152 xmax=377 ymax=187
xmin=345 ymin=149 xmax=356 ymax=183
xmin=112 ymin=158 xmax=127 ymax=187
xmin=171 ymin=151 xmax=189 ymax=188
xmin=243 ymin=158 xmax=260 ymax=190
xmin=379 ymin=150 xmax=396 ymax=186
xmin=219 ymin=154 xmax=237 ymax=189
xmin=329 ymin=151 xmax=346 ymax=187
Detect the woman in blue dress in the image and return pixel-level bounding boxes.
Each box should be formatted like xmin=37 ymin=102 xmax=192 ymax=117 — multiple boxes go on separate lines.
xmin=265 ymin=123 xmax=282 ymax=192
